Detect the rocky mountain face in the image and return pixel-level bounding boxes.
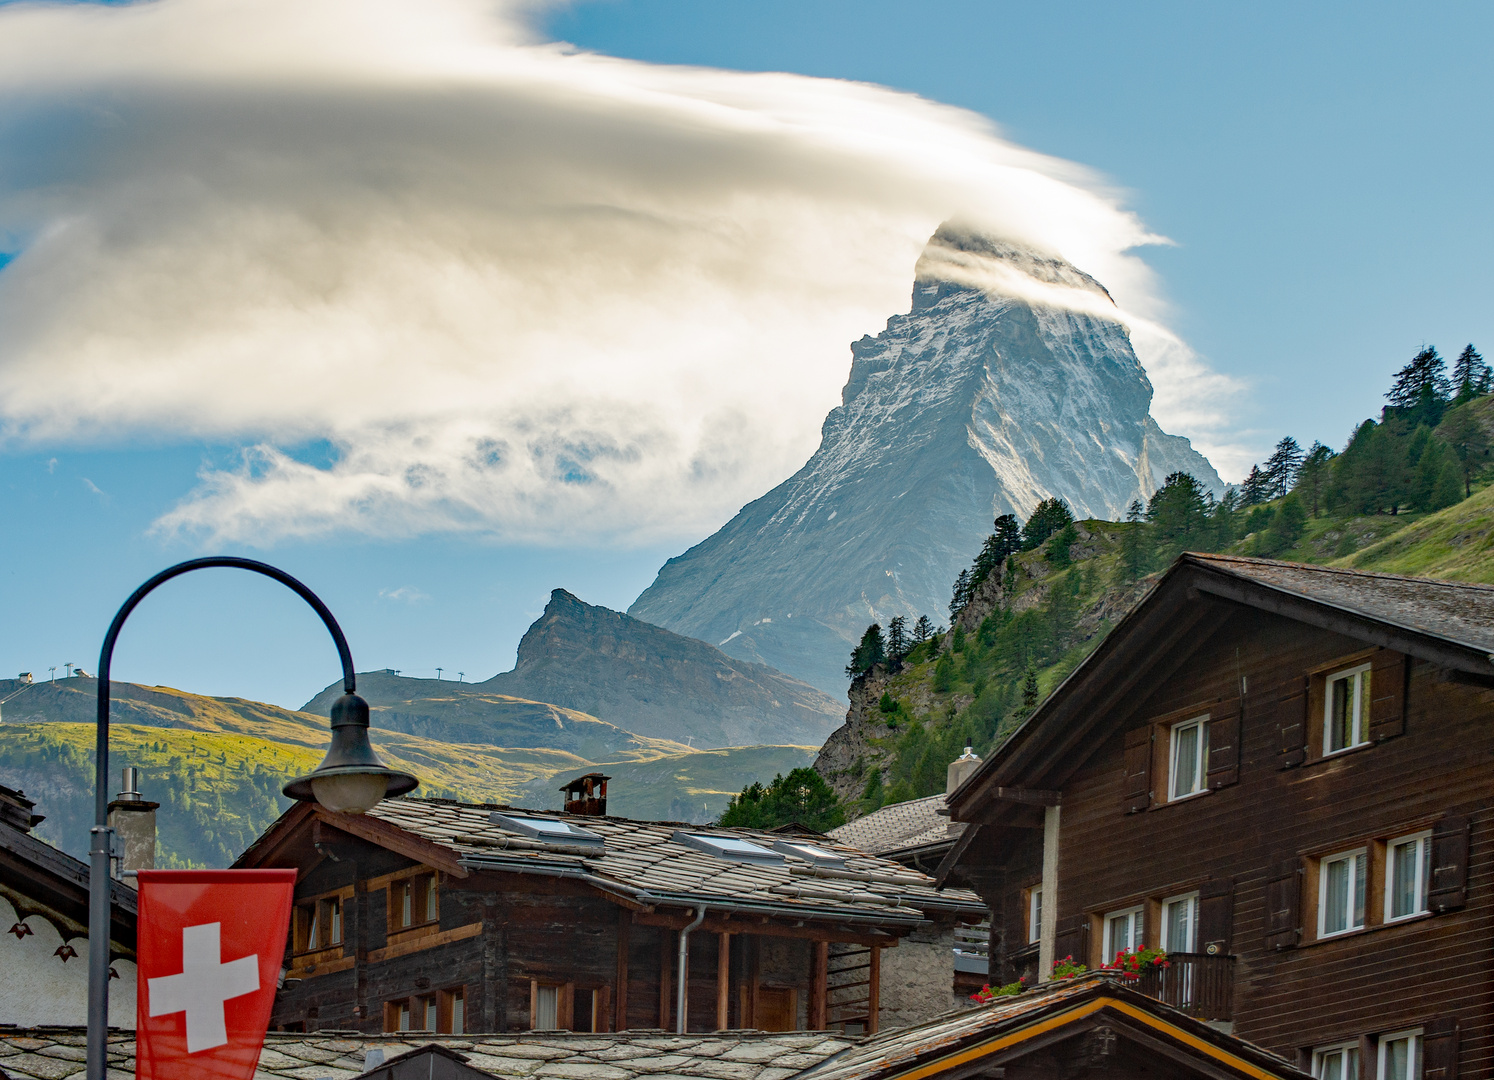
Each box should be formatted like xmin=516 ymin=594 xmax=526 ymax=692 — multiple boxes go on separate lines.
xmin=482 ymin=589 xmax=843 ymax=749
xmin=630 ymin=226 xmax=1222 ymax=693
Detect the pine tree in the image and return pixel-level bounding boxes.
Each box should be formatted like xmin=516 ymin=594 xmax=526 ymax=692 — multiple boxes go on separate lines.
xmin=1240 ymin=465 xmax=1272 ymax=507
xmin=1451 ymin=344 xmax=1490 ymax=400
xmin=845 ymin=623 xmax=887 ymax=679
xmin=1293 ymin=441 xmax=1335 ymax=517
xmin=1021 ymin=666 xmax=1040 ymax=711
xmin=1020 ymin=498 xmax=1074 ymax=551
xmin=1386 ymin=346 xmax=1451 ymax=409
xmin=1438 ymin=401 xmax=1491 ymax=497
xmin=1263 ymin=437 xmax=1305 ymax=497
xmin=912 ymin=615 xmax=933 ymax=644
xmin=1146 ymin=472 xmax=1213 ymax=556
xmin=886 ymin=615 xmax=909 ymax=663
xmin=1117 ymin=499 xmax=1146 ymax=584
xmin=971 ymin=513 xmax=1022 ymax=588
xmin=949 ymin=568 xmax=973 ymax=618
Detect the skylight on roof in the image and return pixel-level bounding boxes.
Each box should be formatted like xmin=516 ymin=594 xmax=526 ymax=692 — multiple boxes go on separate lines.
xmin=491 ymin=812 xmax=605 ymax=847
xmin=672 ymin=831 xmax=785 ymax=865
xmin=771 ymin=840 xmax=845 ymax=867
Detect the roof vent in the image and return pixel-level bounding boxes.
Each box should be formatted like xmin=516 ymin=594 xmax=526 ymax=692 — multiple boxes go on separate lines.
xmin=771 ymin=839 xmax=845 ymax=867
xmin=490 ymin=812 xmax=605 ymax=849
xmin=673 ymin=831 xmax=785 ymax=865
xmin=559 ymin=772 xmax=610 ymax=817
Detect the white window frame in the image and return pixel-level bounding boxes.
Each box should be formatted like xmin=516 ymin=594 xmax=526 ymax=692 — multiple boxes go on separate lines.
xmin=1378 ymin=1028 xmax=1422 ymax=1080
xmin=1168 ymin=715 xmax=1210 ymax=801
xmin=1384 ymin=831 xmax=1432 ymax=923
xmin=1324 ymin=663 xmax=1372 ymax=755
xmin=1313 ymin=1041 xmax=1360 ymax=1080
xmin=1102 ymin=905 xmax=1144 ymax=962
xmin=1161 ymin=891 xmax=1199 ymax=953
xmin=1027 ymin=886 xmax=1043 ymax=945
xmin=1318 ymin=847 xmax=1369 ymax=938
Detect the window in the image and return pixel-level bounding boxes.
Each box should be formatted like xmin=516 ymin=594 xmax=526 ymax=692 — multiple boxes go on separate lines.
xmin=326 ymin=897 xmax=342 ymax=944
xmin=534 ymin=984 xmax=560 ymax=1030
xmin=442 ymin=988 xmax=466 ymax=1035
xmin=671 ymin=831 xmax=785 ymax=865
xmin=771 ymin=840 xmax=845 ymax=867
xmin=1027 ymin=886 xmax=1043 ymax=945
xmin=1162 ymin=892 xmax=1198 ymax=952
xmin=1314 ymin=1042 xmax=1360 ymax=1080
xmin=390 ymin=872 xmax=438 ymax=932
xmin=1379 ymin=1030 xmax=1422 ymax=1080
xmin=386 ymin=999 xmax=412 ymax=1033
xmin=1386 ymin=832 xmax=1431 ymax=922
xmin=490 ymin=812 xmax=606 ymax=849
xmin=1169 ymin=716 xmax=1210 ymax=800
xmin=1325 ymin=664 xmax=1371 ymax=754
xmin=1319 ymin=849 xmax=1368 ymax=937
xmin=1103 ymin=906 xmax=1143 ymax=960
xmin=293 ymin=895 xmax=345 ymax=953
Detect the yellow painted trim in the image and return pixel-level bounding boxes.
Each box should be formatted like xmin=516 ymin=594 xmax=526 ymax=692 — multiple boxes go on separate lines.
xmin=886 ymin=996 xmax=1287 ymax=1080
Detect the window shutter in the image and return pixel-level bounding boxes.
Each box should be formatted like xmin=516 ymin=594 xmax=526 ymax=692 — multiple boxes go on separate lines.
xmin=1196 ymin=877 xmax=1234 ymax=955
xmin=1368 ymin=650 xmax=1408 ymax=742
xmin=1264 ymin=858 xmax=1301 ymax=950
xmin=1277 ymin=678 xmax=1308 ymax=768
xmin=1123 ymin=726 xmax=1152 ymax=814
xmin=1052 ymin=918 xmax=1090 ymax=970
xmin=1207 ymin=700 xmax=1243 ymax=789
xmin=1423 ymin=1017 xmax=1460 ymax=1080
xmin=1428 ymin=814 xmax=1471 ymax=913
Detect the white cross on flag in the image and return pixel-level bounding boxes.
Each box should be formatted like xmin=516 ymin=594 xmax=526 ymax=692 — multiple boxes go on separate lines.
xmin=136 ymin=870 xmax=296 ymax=1080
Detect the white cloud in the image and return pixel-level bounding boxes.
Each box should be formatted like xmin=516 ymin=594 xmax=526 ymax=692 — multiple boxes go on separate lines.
xmin=0 ymin=0 xmax=1246 ymax=546
xmin=378 ymin=585 xmax=430 ymax=604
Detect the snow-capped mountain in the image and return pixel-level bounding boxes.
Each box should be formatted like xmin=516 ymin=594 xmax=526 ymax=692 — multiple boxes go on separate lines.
xmin=629 ymin=225 xmax=1223 ymax=694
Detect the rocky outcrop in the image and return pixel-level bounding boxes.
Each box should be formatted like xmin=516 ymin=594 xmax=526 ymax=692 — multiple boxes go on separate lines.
xmin=480 ymin=589 xmax=843 ymax=749
xmin=630 ymin=226 xmax=1222 ymax=693
xmin=812 ymin=672 xmax=898 ymax=806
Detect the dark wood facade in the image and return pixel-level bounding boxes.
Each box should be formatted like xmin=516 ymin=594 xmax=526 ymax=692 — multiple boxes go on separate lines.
xmin=949 ymin=555 xmax=1494 ymax=1080
xmin=240 ymin=802 xmax=976 ymax=1035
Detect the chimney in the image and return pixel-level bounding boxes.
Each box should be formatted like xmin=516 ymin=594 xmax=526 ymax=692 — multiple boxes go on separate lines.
xmin=946 ymin=745 xmax=982 ymax=796
xmin=107 ymin=767 xmax=159 ymax=877
xmin=0 ymin=784 xmax=44 ymax=833
xmin=560 ymin=773 xmax=610 ymax=816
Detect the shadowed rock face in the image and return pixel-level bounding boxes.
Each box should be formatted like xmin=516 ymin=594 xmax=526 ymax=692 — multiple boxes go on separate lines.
xmin=479 ymin=589 xmax=844 ymax=749
xmin=629 ymin=226 xmax=1222 ymax=694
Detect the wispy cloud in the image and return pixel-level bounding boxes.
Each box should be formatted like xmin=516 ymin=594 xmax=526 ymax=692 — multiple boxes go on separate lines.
xmin=81 ymin=477 xmax=106 ymax=498
xmin=0 ymin=0 xmax=1243 ymax=546
xmin=378 ymin=585 xmax=431 ymax=604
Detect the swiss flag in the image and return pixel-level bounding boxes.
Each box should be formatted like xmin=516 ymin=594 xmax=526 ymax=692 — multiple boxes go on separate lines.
xmin=136 ymin=869 xmax=297 ymax=1080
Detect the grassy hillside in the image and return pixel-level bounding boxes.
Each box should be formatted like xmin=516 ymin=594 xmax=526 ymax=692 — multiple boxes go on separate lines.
xmin=515 ymin=744 xmax=818 ymax=823
xmin=1333 ymin=480 xmax=1494 ymax=581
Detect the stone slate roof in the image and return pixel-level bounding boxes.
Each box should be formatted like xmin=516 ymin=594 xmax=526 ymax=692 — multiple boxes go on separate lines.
xmin=798 ymin=975 xmax=1311 ymax=1080
xmin=1187 ymin=553 xmax=1494 ymax=654
xmin=828 ymin=796 xmax=962 ymax=858
xmin=0 ymin=1029 xmax=853 ymax=1080
xmin=355 ymin=799 xmax=983 ymax=924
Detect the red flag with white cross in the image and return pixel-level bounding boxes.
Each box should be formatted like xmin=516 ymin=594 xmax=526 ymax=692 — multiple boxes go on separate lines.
xmin=135 ymin=869 xmax=296 ymax=1080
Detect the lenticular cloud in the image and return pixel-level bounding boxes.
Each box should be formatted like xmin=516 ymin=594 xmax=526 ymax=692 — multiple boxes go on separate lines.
xmin=0 ymin=0 xmax=1236 ymax=545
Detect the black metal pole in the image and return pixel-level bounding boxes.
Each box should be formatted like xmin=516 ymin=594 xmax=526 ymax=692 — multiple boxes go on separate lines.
xmin=87 ymin=557 xmax=357 ymax=1080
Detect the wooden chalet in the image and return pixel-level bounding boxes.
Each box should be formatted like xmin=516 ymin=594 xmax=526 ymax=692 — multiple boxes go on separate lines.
xmin=946 ymin=554 xmax=1494 ymax=1080
xmin=235 ymin=791 xmax=986 ymax=1036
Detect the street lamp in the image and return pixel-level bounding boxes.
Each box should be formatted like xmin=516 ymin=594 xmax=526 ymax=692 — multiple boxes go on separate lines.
xmin=86 ymin=557 xmax=417 ymax=1080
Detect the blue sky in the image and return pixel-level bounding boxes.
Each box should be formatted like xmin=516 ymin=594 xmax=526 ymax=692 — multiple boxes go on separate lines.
xmin=0 ymin=0 xmax=1489 ymax=710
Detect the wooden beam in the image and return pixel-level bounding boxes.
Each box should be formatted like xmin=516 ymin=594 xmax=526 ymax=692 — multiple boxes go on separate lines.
xmin=631 ymin=911 xmax=899 ymax=946
xmin=717 ymin=932 xmax=731 ymax=1032
xmin=313 ymin=808 xmax=469 ymax=878
xmin=867 ymin=944 xmax=881 ymax=1034
xmin=992 ymin=787 xmax=1062 ymax=805
xmin=658 ymin=931 xmax=671 ymax=1030
xmin=615 ymin=910 xmax=630 ymax=1032
xmin=811 ymin=940 xmax=828 ymax=1030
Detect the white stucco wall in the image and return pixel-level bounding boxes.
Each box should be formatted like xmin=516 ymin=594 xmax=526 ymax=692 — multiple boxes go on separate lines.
xmin=0 ymin=896 xmax=136 ymax=1028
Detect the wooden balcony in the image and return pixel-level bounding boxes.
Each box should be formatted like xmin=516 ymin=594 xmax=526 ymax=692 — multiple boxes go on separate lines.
xmin=1131 ymin=953 xmax=1234 ymax=1021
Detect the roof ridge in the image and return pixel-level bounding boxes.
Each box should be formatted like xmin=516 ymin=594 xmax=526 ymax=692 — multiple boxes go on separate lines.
xmin=1184 ymin=551 xmax=1494 ymax=593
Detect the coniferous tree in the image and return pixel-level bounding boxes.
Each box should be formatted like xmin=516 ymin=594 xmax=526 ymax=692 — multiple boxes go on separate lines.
xmin=1264 ymin=437 xmax=1305 ymax=497
xmin=1386 ymin=346 xmax=1451 ymax=409
xmin=912 ymin=615 xmax=933 ymax=645
xmin=886 ymin=615 xmax=909 ymax=664
xmin=1117 ymin=499 xmax=1147 ymax=584
xmin=1293 ymin=441 xmax=1335 ymax=517
xmin=1045 ymin=522 xmax=1078 ymax=569
xmin=845 ymin=623 xmax=887 ymax=679
xmin=1438 ymin=401 xmax=1491 ymax=496
xmin=1451 ymin=344 xmax=1490 ymax=400
xmin=1240 ymin=465 xmax=1272 ymax=507
xmin=970 ymin=513 xmax=1022 ymax=590
xmin=949 ymin=568 xmax=974 ymax=618
xmin=1020 ymin=498 xmax=1074 ymax=551
xmin=1147 ymin=472 xmax=1213 ymax=556
xmin=1020 ymin=666 xmax=1040 ymax=711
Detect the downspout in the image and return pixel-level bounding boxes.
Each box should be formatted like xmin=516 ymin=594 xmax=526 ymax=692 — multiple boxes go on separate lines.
xmin=676 ymin=905 xmax=707 ymax=1034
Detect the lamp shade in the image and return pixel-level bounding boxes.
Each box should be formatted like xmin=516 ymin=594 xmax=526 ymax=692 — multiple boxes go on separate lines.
xmin=283 ymin=692 xmax=418 ymax=813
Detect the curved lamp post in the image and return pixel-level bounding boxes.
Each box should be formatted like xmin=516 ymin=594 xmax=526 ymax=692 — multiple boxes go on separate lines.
xmin=86 ymin=557 xmax=417 ymax=1080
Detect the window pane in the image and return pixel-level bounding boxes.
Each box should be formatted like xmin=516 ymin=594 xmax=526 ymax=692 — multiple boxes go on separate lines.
xmin=1325 ymin=858 xmax=1350 ymax=934
xmin=1390 ymin=839 xmax=1420 ymax=919
xmin=536 ymin=985 xmax=559 ymax=1030
xmin=1173 ymin=723 xmax=1199 ymax=798
xmin=425 ymin=997 xmax=437 ymax=1030
xmin=402 ymin=882 xmax=413 ymax=927
xmin=1165 ymin=898 xmax=1194 ymax=952
xmin=397 ymin=1002 xmax=410 ymax=1032
xmin=1356 ymin=670 xmax=1370 ymax=743
xmin=1354 ymin=853 xmax=1367 ymax=928
xmin=1329 ymin=678 xmax=1352 ymax=751
xmin=452 ymin=991 xmax=465 ymax=1035
xmin=307 ymin=908 xmax=318 ymax=950
xmin=1385 ymin=1038 xmax=1410 ymax=1080
xmin=1320 ymin=1050 xmax=1343 ymax=1080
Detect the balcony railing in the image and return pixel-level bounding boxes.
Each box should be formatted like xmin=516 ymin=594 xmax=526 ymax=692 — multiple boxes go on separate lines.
xmin=1131 ymin=953 xmax=1234 ymax=1021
